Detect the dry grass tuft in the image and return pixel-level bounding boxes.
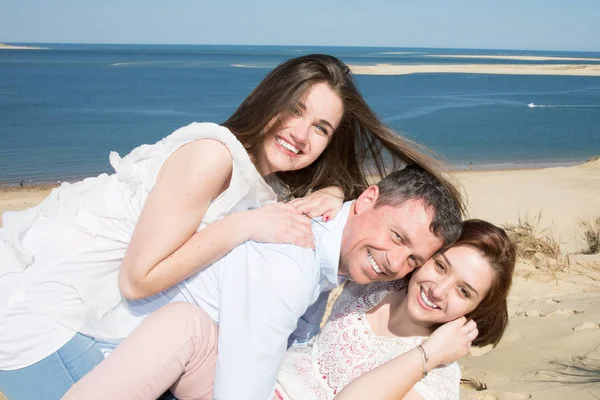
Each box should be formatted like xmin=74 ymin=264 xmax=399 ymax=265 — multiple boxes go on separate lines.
xmin=580 ymin=217 xmax=600 ymax=254
xmin=503 ymin=213 xmax=567 ymax=276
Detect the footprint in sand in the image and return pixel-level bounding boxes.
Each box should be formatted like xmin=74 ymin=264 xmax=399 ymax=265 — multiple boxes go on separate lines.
xmin=572 ymin=321 xmax=600 ymax=331
xmin=515 ymin=309 xmax=541 ymax=317
xmin=497 ymin=393 xmax=532 ymax=400
xmin=539 ymin=309 xmax=584 ymax=317
xmin=517 ymin=309 xmax=584 ymax=317
xmin=467 ymin=392 xmax=532 ymax=400
xmin=545 ymin=298 xmax=561 ymax=303
xmin=460 ymin=377 xmax=488 ymax=391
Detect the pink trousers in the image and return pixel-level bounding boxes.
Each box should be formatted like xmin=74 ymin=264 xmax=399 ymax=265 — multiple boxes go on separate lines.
xmin=62 ymin=302 xmax=218 ymax=400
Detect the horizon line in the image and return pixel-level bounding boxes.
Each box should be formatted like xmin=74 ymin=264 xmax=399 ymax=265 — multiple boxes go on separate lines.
xmin=2 ymin=41 xmax=600 ymax=53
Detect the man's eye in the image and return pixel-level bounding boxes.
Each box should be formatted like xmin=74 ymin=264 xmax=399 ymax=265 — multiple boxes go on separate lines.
xmin=392 ymin=231 xmax=402 ymax=241
xmin=409 ymin=256 xmax=418 ymax=268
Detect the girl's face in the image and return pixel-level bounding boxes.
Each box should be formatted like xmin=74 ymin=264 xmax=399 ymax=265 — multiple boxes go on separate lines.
xmin=258 ymin=82 xmax=343 ymax=175
xmin=404 ymin=245 xmax=494 ymax=327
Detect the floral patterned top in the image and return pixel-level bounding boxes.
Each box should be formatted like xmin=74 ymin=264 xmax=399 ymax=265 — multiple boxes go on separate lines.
xmin=276 ymin=281 xmax=461 ymax=400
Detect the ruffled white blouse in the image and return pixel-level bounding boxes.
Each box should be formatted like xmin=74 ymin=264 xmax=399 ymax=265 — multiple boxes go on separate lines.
xmin=0 ymin=122 xmax=277 ymax=369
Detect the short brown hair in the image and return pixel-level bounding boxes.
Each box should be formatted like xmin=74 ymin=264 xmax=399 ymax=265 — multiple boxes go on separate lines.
xmin=457 ymin=220 xmax=516 ymax=347
xmin=376 ymin=166 xmax=463 ymax=247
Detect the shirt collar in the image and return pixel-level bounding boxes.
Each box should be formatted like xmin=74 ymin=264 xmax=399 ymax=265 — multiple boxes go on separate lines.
xmin=312 ymin=201 xmax=354 ymax=288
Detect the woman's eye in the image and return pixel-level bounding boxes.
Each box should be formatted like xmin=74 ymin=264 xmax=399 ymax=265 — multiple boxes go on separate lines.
xmin=435 ymin=261 xmax=446 ymax=272
xmin=293 ymin=107 xmax=302 ymax=116
xmin=316 ymin=125 xmax=328 ymax=135
xmin=459 ymin=287 xmax=470 ymax=298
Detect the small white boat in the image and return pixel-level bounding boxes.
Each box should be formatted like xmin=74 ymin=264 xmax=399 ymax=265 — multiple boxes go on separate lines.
xmin=528 ymin=103 xmax=536 ymax=108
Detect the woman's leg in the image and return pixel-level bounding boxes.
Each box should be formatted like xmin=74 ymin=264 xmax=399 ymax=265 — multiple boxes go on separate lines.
xmin=0 ymin=333 xmax=104 ymax=400
xmin=63 ymin=302 xmax=218 ymax=400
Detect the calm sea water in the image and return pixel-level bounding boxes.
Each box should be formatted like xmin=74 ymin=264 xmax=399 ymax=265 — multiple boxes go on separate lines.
xmin=1 ymin=44 xmax=600 ymax=184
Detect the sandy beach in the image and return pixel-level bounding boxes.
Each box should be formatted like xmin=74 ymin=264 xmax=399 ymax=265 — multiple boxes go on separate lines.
xmin=455 ymin=159 xmax=600 ymax=400
xmin=349 ymin=63 xmax=600 ymax=76
xmin=1 ymin=160 xmax=599 ymax=400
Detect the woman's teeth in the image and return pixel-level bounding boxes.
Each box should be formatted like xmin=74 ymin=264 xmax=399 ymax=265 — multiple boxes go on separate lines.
xmin=367 ymin=251 xmax=382 ymax=274
xmin=276 ymin=137 xmax=300 ymax=154
xmin=420 ymin=287 xmax=440 ymax=309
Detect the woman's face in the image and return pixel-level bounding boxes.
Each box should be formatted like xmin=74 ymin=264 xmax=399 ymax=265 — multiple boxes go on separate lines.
xmin=258 ymin=82 xmax=344 ymax=175
xmin=404 ymin=245 xmax=494 ymax=327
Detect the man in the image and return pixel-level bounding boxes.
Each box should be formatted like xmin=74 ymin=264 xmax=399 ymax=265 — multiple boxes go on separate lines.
xmin=289 ymin=167 xmax=463 ymax=346
xmin=114 ymin=166 xmax=462 ymax=400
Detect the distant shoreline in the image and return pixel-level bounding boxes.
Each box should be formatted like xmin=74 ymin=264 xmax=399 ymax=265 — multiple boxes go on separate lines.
xmin=349 ymin=63 xmax=600 ymax=76
xmin=1 ymin=159 xmax=595 ymax=188
xmin=424 ymin=54 xmax=600 ymax=62
xmin=0 ymin=43 xmax=47 ymax=50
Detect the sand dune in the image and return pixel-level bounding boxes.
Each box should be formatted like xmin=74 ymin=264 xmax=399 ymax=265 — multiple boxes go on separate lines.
xmin=349 ymin=63 xmax=600 ymax=76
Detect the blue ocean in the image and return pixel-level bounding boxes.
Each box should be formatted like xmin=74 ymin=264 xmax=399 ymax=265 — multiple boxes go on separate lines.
xmin=1 ymin=44 xmax=599 ymax=184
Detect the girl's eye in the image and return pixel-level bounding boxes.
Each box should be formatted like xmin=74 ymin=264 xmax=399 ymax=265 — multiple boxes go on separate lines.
xmin=434 ymin=261 xmax=446 ymax=273
xmin=316 ymin=125 xmax=328 ymax=135
xmin=458 ymin=287 xmax=470 ymax=298
xmin=293 ymin=107 xmax=302 ymax=116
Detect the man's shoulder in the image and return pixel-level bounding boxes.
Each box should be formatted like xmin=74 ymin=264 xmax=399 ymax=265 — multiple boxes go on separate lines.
xmin=244 ymin=242 xmax=320 ymax=290
xmin=246 ymin=241 xmax=318 ymax=264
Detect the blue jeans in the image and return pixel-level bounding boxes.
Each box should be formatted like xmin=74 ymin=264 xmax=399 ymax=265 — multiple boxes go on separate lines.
xmin=0 ymin=333 xmax=104 ymax=400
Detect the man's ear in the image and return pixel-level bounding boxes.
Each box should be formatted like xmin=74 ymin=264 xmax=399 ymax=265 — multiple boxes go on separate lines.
xmin=354 ymin=185 xmax=380 ymax=215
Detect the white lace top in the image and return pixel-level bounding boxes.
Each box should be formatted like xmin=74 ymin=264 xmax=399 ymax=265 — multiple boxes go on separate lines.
xmin=276 ymin=281 xmax=461 ymax=400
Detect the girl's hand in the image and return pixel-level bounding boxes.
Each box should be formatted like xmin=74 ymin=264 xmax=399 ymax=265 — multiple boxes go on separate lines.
xmin=422 ymin=317 xmax=478 ymax=367
xmin=240 ymin=203 xmax=315 ymax=249
xmin=289 ymin=186 xmax=344 ymax=222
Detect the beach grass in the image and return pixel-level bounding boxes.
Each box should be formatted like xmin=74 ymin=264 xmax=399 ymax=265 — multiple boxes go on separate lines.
xmin=580 ymin=217 xmax=600 ymax=254
xmin=504 ymin=212 xmax=561 ymax=262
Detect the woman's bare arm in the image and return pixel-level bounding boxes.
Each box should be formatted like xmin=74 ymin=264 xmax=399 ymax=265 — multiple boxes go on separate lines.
xmin=118 ymin=139 xmax=312 ymax=300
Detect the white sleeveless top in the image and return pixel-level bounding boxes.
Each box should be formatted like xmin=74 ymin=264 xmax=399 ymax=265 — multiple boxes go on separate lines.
xmin=0 ymin=122 xmax=277 ymax=369
xmin=276 ymin=281 xmax=461 ymax=400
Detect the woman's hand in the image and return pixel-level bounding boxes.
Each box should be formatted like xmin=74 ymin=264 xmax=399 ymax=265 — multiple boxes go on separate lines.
xmin=239 ymin=203 xmax=315 ymax=249
xmin=422 ymin=317 xmax=478 ymax=367
xmin=289 ymin=186 xmax=344 ymax=222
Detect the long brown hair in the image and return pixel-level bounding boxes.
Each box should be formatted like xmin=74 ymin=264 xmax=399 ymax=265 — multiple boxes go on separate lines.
xmin=458 ymin=219 xmax=517 ymax=347
xmin=223 ymin=54 xmax=463 ymax=210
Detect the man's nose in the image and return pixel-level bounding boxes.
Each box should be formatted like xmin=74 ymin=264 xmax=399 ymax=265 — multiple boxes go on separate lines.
xmin=388 ymin=249 xmax=413 ymax=278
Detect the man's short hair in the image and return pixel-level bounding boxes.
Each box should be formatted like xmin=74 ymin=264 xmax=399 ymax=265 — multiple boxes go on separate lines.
xmin=376 ymin=166 xmax=463 ymax=247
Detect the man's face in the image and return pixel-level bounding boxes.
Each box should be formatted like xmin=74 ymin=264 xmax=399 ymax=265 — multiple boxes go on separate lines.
xmin=339 ymin=186 xmax=444 ymax=284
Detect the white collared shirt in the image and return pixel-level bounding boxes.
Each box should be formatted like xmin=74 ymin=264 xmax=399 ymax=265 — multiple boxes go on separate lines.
xmin=179 ymin=201 xmax=353 ymax=400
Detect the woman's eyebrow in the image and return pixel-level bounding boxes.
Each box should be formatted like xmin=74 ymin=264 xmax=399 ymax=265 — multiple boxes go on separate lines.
xmin=298 ymin=100 xmax=334 ymax=130
xmin=319 ymin=119 xmax=334 ymax=130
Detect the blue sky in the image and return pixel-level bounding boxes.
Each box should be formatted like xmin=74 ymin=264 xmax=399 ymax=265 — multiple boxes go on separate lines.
xmin=1 ymin=0 xmax=599 ymax=51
